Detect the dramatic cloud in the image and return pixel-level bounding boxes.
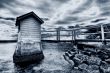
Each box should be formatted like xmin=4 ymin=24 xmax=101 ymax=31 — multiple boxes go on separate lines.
xmin=0 ymin=0 xmax=110 ymax=28
xmin=0 ymin=0 xmax=68 ymax=17
xmin=71 ymin=0 xmax=93 ymax=14
xmin=96 ymin=0 xmax=110 ymax=16
xmin=45 ymin=0 xmax=87 ymax=26
xmin=46 ymin=0 xmax=110 ymax=27
xmin=0 ymin=0 xmax=14 ymax=7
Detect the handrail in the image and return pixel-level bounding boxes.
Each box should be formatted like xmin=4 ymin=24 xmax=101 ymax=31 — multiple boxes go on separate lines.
xmin=41 ymin=25 xmax=110 ymax=43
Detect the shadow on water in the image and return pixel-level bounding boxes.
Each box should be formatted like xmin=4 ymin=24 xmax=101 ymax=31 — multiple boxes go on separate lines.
xmin=14 ymin=64 xmax=35 ymax=73
xmin=14 ymin=60 xmax=44 ymax=73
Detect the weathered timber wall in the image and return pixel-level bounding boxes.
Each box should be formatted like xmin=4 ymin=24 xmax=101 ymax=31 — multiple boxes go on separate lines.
xmin=19 ymin=17 xmax=41 ymax=42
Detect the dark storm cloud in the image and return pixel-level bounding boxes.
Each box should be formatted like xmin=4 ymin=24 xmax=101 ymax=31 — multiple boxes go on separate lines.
xmin=54 ymin=0 xmax=110 ymax=25
xmin=96 ymin=0 xmax=110 ymax=3
xmin=37 ymin=2 xmax=51 ymax=13
xmin=0 ymin=17 xmax=15 ymax=21
xmin=41 ymin=18 xmax=49 ymax=21
xmin=54 ymin=16 xmax=79 ymax=24
xmin=55 ymin=20 xmax=72 ymax=24
xmin=1 ymin=0 xmax=110 ymax=27
xmin=96 ymin=0 xmax=110 ymax=16
xmin=53 ymin=0 xmax=68 ymax=3
xmin=91 ymin=18 xmax=106 ymax=23
xmin=0 ymin=16 xmax=48 ymax=24
xmin=37 ymin=0 xmax=68 ymax=14
xmin=63 ymin=16 xmax=79 ymax=22
xmin=101 ymin=12 xmax=110 ymax=16
xmin=72 ymin=0 xmax=93 ymax=14
xmin=53 ymin=2 xmax=93 ymax=24
xmin=0 ymin=0 xmax=70 ymax=22
xmin=0 ymin=0 xmax=14 ymax=8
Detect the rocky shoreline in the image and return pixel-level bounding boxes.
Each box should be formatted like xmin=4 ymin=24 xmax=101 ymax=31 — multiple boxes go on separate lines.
xmin=63 ymin=44 xmax=110 ymax=73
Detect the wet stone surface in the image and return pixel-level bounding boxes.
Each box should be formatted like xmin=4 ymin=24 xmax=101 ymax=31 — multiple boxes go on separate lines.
xmin=0 ymin=42 xmax=73 ymax=73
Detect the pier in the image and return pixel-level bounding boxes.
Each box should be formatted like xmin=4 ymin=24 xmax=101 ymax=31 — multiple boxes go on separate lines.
xmin=41 ymin=24 xmax=110 ymax=45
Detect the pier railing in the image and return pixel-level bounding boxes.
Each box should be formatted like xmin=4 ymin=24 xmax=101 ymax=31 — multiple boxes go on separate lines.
xmin=41 ymin=25 xmax=110 ymax=42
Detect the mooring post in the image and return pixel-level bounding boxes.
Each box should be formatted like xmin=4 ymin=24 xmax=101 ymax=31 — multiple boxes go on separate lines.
xmin=101 ymin=24 xmax=106 ymax=45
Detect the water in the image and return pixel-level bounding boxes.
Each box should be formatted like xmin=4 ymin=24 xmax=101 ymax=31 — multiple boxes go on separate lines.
xmin=0 ymin=42 xmax=73 ymax=73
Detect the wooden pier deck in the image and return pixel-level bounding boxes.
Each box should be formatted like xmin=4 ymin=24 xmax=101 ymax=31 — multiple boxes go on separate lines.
xmin=41 ymin=39 xmax=110 ymax=43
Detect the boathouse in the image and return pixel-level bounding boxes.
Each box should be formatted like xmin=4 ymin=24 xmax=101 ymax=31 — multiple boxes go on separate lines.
xmin=13 ymin=12 xmax=44 ymax=64
xmin=16 ymin=11 xmax=44 ymax=42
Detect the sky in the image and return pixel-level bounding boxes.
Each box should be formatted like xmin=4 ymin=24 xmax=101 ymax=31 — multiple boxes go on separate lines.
xmin=0 ymin=0 xmax=110 ymax=29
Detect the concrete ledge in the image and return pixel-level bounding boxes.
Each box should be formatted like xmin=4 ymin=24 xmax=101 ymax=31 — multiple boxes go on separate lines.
xmin=13 ymin=42 xmax=44 ymax=65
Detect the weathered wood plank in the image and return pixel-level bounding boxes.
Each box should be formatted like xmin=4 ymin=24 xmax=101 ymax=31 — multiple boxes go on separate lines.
xmin=41 ymin=39 xmax=110 ymax=42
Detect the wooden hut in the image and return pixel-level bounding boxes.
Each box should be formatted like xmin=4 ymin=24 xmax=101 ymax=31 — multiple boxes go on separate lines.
xmin=13 ymin=12 xmax=44 ymax=64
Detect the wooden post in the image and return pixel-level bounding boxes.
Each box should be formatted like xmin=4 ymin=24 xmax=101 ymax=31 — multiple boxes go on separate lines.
xmin=56 ymin=29 xmax=58 ymax=41
xmin=56 ymin=29 xmax=60 ymax=41
xmin=72 ymin=30 xmax=75 ymax=46
xmin=101 ymin=24 xmax=104 ymax=40
xmin=73 ymin=30 xmax=76 ymax=44
xmin=72 ymin=30 xmax=74 ymax=41
xmin=74 ymin=30 xmax=76 ymax=41
xmin=101 ymin=24 xmax=106 ymax=45
xmin=58 ymin=29 xmax=60 ymax=41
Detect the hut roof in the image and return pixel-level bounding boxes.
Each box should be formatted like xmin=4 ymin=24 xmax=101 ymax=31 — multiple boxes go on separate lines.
xmin=15 ymin=11 xmax=44 ymax=26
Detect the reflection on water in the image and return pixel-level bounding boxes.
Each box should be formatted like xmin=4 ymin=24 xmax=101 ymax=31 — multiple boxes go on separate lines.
xmin=0 ymin=42 xmax=73 ymax=73
xmin=14 ymin=64 xmax=37 ymax=73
